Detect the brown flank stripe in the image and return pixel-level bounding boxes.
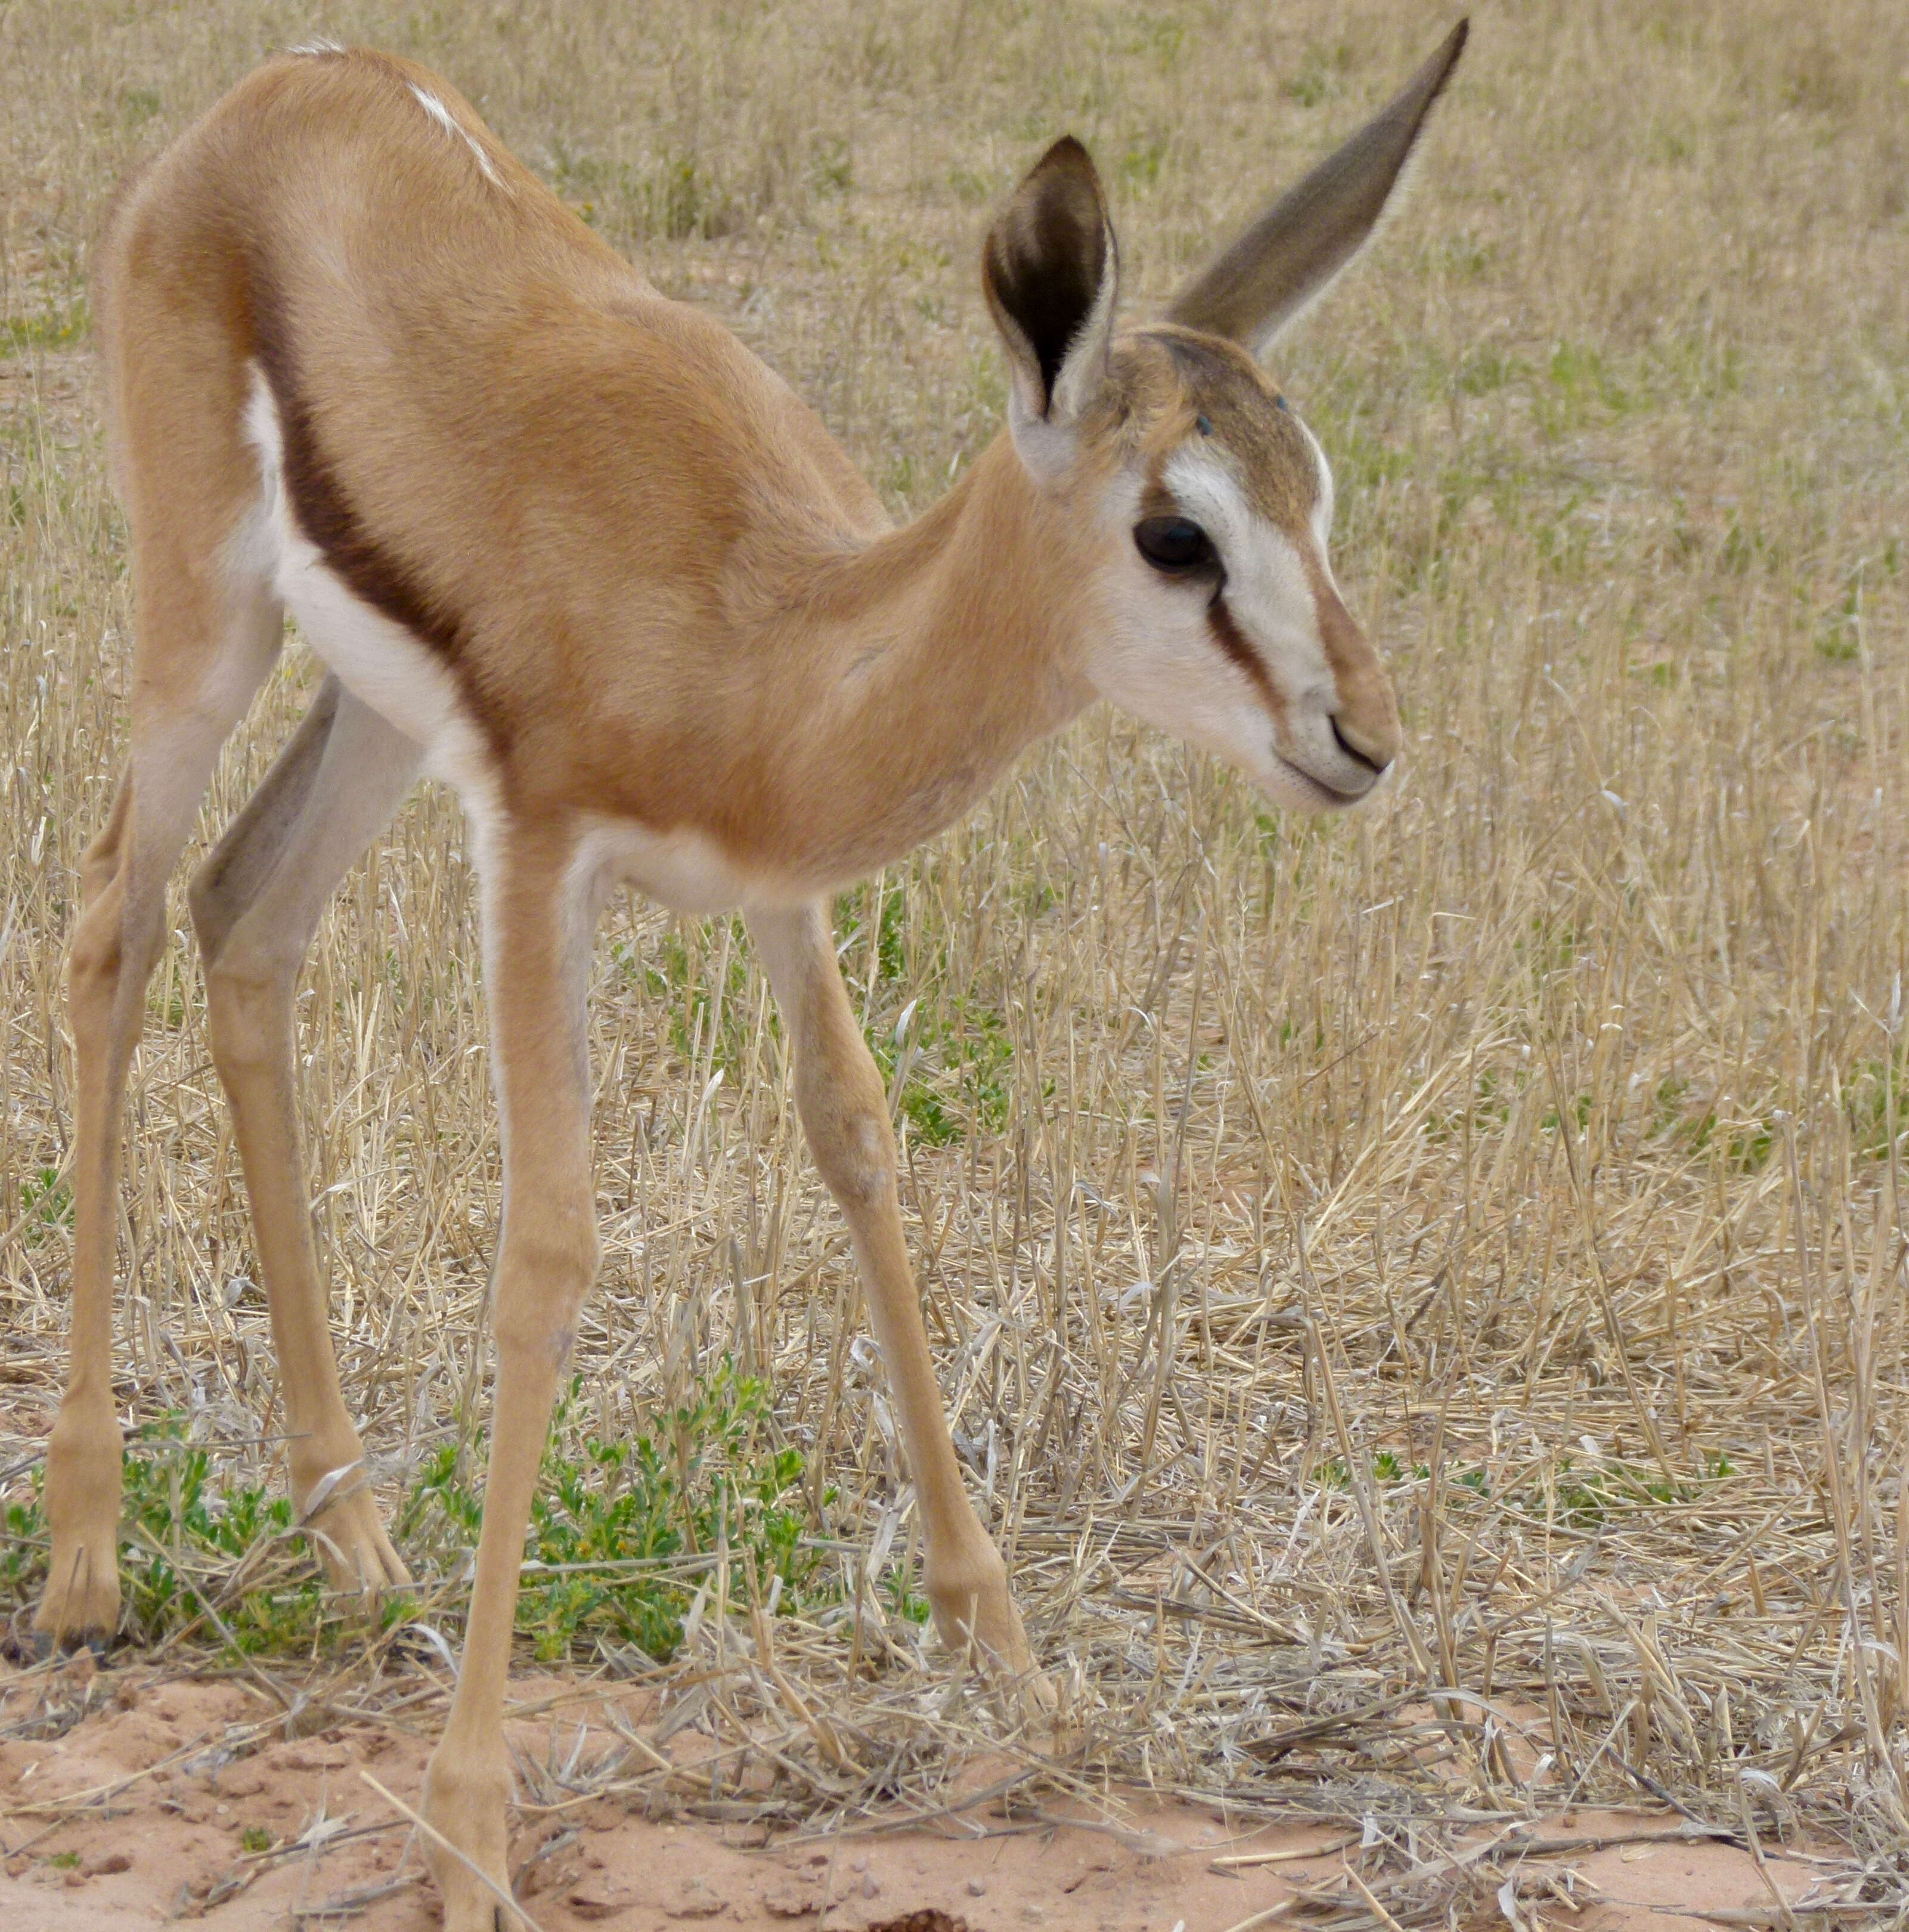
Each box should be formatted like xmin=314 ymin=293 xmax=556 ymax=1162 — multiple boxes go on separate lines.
xmin=247 ymin=273 xmax=509 ymax=755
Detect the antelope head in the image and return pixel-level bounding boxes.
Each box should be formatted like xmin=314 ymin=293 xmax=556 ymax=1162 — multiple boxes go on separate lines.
xmin=982 ymin=21 xmax=1467 ymax=812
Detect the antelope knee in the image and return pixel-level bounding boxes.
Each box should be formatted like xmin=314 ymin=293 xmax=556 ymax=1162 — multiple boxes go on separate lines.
xmin=186 ymin=857 xmax=240 ymax=964
xmin=494 ymin=1215 xmax=601 ymax=1356
xmin=66 ymin=902 xmax=126 ymax=1005
xmin=203 ymin=953 xmax=296 ymax=1083
xmin=809 ymin=1102 xmax=896 ymax=1208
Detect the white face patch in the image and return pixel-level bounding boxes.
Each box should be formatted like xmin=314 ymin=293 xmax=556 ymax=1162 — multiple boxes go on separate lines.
xmin=1083 ymin=440 xmax=1375 ymax=813
xmin=407 ymin=83 xmax=504 ymax=187
xmin=1161 ymin=447 xmax=1332 ymax=707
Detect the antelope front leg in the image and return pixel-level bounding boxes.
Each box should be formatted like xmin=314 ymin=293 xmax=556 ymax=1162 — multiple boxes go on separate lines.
xmin=423 ymin=830 xmax=600 ymax=1932
xmin=748 ymin=901 xmax=1047 ymax=1705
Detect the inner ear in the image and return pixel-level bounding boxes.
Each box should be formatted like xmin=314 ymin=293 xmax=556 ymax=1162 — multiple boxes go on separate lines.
xmin=983 ymin=137 xmax=1114 ymax=417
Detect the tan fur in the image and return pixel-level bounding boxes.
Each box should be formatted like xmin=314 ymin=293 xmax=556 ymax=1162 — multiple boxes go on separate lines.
xmin=39 ymin=34 xmax=1461 ymax=1928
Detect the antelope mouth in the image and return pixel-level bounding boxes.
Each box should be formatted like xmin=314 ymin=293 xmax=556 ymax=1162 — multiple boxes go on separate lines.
xmin=1272 ymin=751 xmax=1378 ymax=810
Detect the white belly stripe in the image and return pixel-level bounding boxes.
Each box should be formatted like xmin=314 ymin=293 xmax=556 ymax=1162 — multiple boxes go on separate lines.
xmin=241 ymin=364 xmax=501 ymax=829
xmin=238 ymin=366 xmax=794 ymax=918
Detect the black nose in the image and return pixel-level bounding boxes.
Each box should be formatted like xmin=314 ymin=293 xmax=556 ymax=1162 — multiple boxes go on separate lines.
xmin=1330 ymin=714 xmax=1389 ymax=775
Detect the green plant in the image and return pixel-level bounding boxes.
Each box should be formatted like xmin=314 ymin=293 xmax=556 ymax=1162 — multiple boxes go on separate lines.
xmin=1847 ymin=1045 xmax=1907 ymax=1159
xmin=114 ymin=1419 xmax=331 ymax=1651
xmin=0 ymin=1420 xmax=330 ymax=1650
xmin=403 ymin=1362 xmax=813 ymax=1661
xmin=1281 ymin=41 xmax=1347 ymax=107
xmin=2 ymin=1368 xmax=813 ymax=1665
xmin=622 ymin=920 xmax=761 ymax=1076
xmin=18 ymin=1165 xmax=71 ymax=1240
xmin=1119 ymin=137 xmax=1167 ymax=191
xmin=1 ymin=1492 xmax=44 ymax=1601
xmin=877 ymin=998 xmax=1014 ymax=1147
xmin=1546 ymin=1458 xmax=1688 ymax=1527
xmin=648 ymin=154 xmax=738 ymax=240
xmin=882 ymin=1562 xmax=932 ymax=1624
xmin=809 ymin=134 xmax=853 ymax=196
xmin=1 ymin=299 xmax=88 ymax=354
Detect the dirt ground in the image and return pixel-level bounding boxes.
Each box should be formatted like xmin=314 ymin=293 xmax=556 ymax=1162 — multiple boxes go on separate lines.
xmin=0 ymin=1658 xmax=1824 ymax=1932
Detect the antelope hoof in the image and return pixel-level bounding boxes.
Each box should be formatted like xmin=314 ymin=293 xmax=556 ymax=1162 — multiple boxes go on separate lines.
xmin=929 ymin=1553 xmax=1058 ymax=1729
xmin=422 ymin=1744 xmax=517 ymax=1932
xmin=37 ymin=1410 xmax=124 ymax=1651
xmin=33 ymin=1538 xmax=122 ymax=1654
xmin=303 ymin=1485 xmax=411 ymax=1609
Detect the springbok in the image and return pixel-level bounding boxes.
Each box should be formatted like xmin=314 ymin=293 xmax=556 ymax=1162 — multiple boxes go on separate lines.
xmin=37 ymin=22 xmax=1465 ymax=1925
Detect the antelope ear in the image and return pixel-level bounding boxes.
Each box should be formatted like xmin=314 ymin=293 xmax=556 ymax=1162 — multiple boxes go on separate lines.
xmin=983 ymin=136 xmax=1118 ymax=481
xmin=1168 ymin=18 xmax=1467 ymax=355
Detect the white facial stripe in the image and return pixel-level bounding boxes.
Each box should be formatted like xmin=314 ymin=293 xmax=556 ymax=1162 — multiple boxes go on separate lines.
xmin=1296 ymin=416 xmax=1335 ymax=550
xmin=1160 ymin=446 xmax=1332 ymax=705
xmin=408 ymin=83 xmax=504 ymax=187
xmin=1088 ymin=441 xmax=1376 ymax=812
xmin=1090 ymin=425 xmax=1383 ymax=815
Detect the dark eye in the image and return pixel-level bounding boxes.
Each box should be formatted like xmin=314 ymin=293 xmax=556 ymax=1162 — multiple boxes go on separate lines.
xmin=1134 ymin=516 xmax=1214 ymax=574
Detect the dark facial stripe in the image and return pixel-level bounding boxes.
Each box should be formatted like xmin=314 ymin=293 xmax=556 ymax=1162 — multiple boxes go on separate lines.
xmin=1141 ymin=468 xmax=1283 ymax=716
xmin=1207 ymin=593 xmax=1281 ymax=716
xmin=248 ymin=277 xmax=507 ymax=754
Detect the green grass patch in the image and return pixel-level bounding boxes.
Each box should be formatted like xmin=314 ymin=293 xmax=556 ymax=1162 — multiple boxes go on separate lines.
xmin=1546 ymin=1457 xmax=1690 ymax=1527
xmin=1118 ymin=136 xmax=1167 ymax=191
xmin=1666 ymin=1104 xmax=1777 ymax=1172
xmin=832 ymin=883 xmax=1015 ymax=1146
xmin=612 ymin=919 xmax=763 ymax=1078
xmin=1313 ymin=1452 xmax=1430 ymax=1491
xmin=1280 ymin=39 xmax=1350 ymax=107
xmin=1 ymin=301 xmax=88 ymax=355
xmin=2 ymin=1364 xmax=817 ymax=1665
xmin=1845 ymin=1045 xmax=1908 ymax=1159
xmin=17 ymin=1165 xmax=71 ymax=1241
xmin=404 ymin=1365 xmax=814 ymax=1662
xmin=27 ymin=1416 xmax=338 ymax=1653
xmin=872 ymin=997 xmax=1014 ymax=1147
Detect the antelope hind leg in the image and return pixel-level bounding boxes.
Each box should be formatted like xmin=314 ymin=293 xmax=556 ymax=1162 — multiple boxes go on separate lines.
xmin=190 ymin=675 xmax=422 ymax=1602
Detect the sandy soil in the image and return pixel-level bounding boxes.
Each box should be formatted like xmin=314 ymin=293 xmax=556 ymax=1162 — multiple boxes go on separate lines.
xmin=0 ymin=1658 xmax=1818 ymax=1931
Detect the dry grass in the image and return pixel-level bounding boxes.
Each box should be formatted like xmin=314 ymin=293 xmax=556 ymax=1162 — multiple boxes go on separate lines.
xmin=4 ymin=0 xmax=1909 ymax=1919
